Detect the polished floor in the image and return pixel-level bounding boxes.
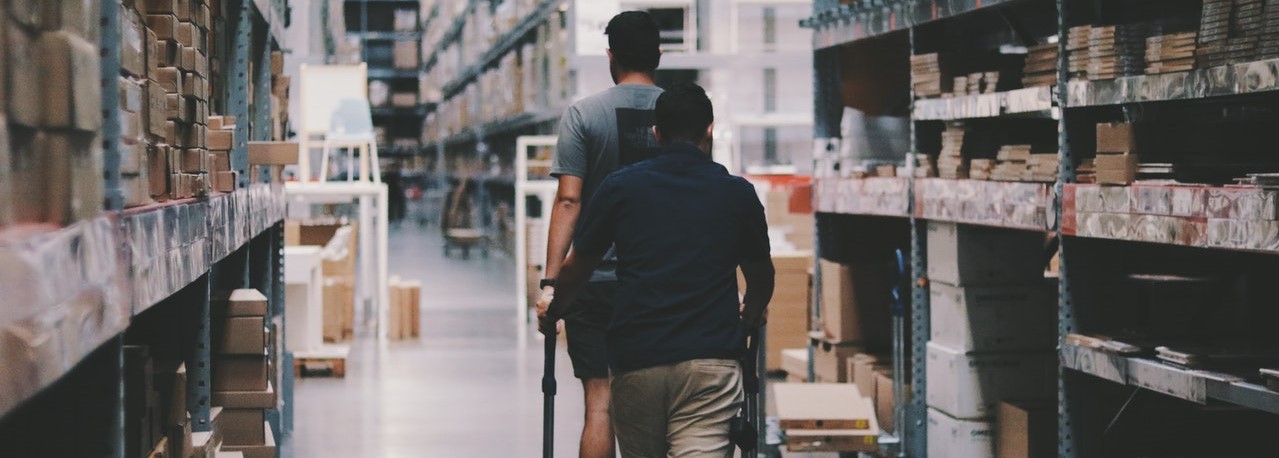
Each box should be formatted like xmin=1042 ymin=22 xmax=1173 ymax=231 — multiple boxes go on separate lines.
xmin=283 ymin=224 xmax=585 ymax=457
xmin=282 ymin=224 xmax=836 ymax=457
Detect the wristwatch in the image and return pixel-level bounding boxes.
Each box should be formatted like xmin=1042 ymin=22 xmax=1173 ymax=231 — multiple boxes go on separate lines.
xmin=539 ymin=278 xmax=556 ymax=289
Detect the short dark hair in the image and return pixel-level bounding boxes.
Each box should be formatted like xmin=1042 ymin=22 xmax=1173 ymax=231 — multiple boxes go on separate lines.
xmin=655 ymin=83 xmax=714 ymax=144
xmin=605 ymin=11 xmax=660 ymax=73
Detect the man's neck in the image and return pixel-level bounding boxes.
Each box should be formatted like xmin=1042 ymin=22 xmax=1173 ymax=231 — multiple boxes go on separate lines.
xmin=615 ymin=71 xmax=656 ymax=86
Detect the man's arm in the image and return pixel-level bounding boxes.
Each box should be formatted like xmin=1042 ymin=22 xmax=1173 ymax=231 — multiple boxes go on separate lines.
xmin=539 ymin=247 xmax=606 ymax=334
xmin=738 ymin=182 xmax=774 ymax=331
xmin=740 ymin=260 xmax=775 ymax=330
xmin=545 ymin=175 xmax=584 ymax=280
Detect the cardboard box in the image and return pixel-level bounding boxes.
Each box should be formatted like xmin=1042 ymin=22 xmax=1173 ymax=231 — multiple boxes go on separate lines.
xmin=1095 ymin=122 xmax=1135 ymax=153
xmin=148 ymin=145 xmax=170 ymax=198
xmin=813 ymin=341 xmax=861 ymax=383
xmin=213 ymin=317 xmax=267 ymax=355
xmin=928 ymin=408 xmax=994 ymax=458
xmin=42 ymin=131 xmax=103 ymax=225
xmin=212 ymin=382 xmax=278 ymax=410
xmin=120 ymin=6 xmax=147 ymax=76
xmin=756 ymin=252 xmax=813 ymax=371
xmin=39 ymin=30 xmax=102 ymax=131
xmin=7 ymin=24 xmax=43 ymax=128
xmin=875 ymin=370 xmax=909 ymax=434
xmin=780 ymin=348 xmax=808 ymax=378
xmin=208 ymin=129 xmax=233 ymax=151
xmin=781 ymin=395 xmax=880 ymax=453
xmin=219 ymin=422 xmax=275 ymax=458
xmin=996 ymin=401 xmax=1056 ymax=458
xmin=40 ymin=0 xmax=99 ymax=37
xmin=929 ymin=282 xmax=1056 ymax=352
xmin=393 ymin=40 xmax=419 ymax=69
xmin=323 ymin=278 xmax=354 ymax=342
xmin=125 ymin=346 xmax=156 ymax=458
xmin=926 ymin=222 xmax=1045 ymax=286
xmin=209 ymin=115 xmax=235 ymax=130
xmin=216 ymin=289 xmax=269 ymax=317
xmin=851 ymin=354 xmax=889 ymax=406
xmin=247 ymin=141 xmax=299 ymax=165
xmin=218 ymin=409 xmax=265 ymax=446
xmin=818 ymin=260 xmax=891 ymax=345
xmin=168 ymin=417 xmax=193 ymax=458
xmin=147 ymin=14 xmax=178 ymax=41
xmin=212 ymin=355 xmax=269 ymax=392
xmin=925 ymin=342 xmax=1055 ymax=420
xmin=391 ymin=91 xmax=418 ymax=107
xmin=152 ymin=361 xmax=187 ymax=428
xmin=774 ymin=383 xmax=873 ymax=430
xmin=213 ymin=171 xmax=236 ymax=193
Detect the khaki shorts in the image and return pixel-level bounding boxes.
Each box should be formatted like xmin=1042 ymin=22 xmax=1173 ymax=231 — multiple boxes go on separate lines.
xmin=610 ymin=359 xmax=743 ymax=458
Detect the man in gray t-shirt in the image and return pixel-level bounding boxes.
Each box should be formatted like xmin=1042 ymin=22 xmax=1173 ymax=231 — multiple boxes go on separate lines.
xmin=537 ymin=11 xmax=662 ymax=458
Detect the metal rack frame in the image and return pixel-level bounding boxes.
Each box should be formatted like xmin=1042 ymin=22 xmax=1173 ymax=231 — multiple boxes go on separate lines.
xmin=0 ymin=0 xmax=290 ymax=453
xmin=811 ymin=0 xmax=1279 ymax=456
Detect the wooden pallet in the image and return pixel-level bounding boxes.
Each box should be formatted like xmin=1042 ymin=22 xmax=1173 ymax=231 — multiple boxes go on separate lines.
xmin=293 ymin=345 xmax=350 ymax=378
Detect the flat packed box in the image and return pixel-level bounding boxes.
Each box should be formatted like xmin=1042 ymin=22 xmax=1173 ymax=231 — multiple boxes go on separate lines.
xmin=926 ymin=222 xmax=1045 ymax=286
xmin=752 ymin=252 xmax=812 ymax=371
xmin=925 ymin=342 xmax=1055 ymax=420
xmin=247 ymin=141 xmax=299 ymax=165
xmin=212 ymin=355 xmax=269 ymax=392
xmin=774 ymin=383 xmax=874 ymax=430
xmin=218 ymin=409 xmax=265 ymax=446
xmin=215 ymin=289 xmax=269 ymax=317
xmin=928 ymin=408 xmax=994 ymax=458
xmin=213 ymin=317 xmax=267 ymax=355
xmin=929 ymin=281 xmax=1056 ymax=352
xmin=997 ymin=401 xmax=1056 ymax=458
xmin=220 ymin=422 xmax=275 ymax=458
xmin=1095 ymin=122 xmax=1135 ymax=153
xmin=818 ymin=260 xmax=891 ymax=345
xmin=212 ymin=382 xmax=277 ymax=409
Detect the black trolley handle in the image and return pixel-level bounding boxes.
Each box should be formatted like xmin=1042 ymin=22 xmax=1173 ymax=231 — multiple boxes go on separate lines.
xmin=542 ymin=336 xmax=557 ymax=458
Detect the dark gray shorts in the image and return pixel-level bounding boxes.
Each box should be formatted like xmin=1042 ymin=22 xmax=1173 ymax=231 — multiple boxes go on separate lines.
xmin=564 ymin=281 xmax=616 ymax=379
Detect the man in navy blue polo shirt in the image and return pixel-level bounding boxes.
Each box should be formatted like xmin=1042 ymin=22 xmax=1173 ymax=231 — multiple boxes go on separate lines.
xmin=541 ymin=83 xmax=775 ymax=457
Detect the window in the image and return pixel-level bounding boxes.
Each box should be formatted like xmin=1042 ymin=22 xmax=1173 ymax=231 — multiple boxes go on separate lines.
xmin=764 ymin=68 xmax=777 ymax=113
xmin=764 ymin=127 xmax=778 ymax=164
xmin=622 ymin=1 xmax=696 ymax=52
xmin=763 ymin=7 xmax=776 ymax=49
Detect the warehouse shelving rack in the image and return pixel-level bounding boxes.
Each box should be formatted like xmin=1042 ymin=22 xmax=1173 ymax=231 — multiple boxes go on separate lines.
xmin=420 ymin=0 xmax=567 ymax=257
xmin=808 ymin=0 xmax=1279 ymax=456
xmin=346 ymin=0 xmax=429 ymax=159
xmin=0 ymin=0 xmax=290 ymax=454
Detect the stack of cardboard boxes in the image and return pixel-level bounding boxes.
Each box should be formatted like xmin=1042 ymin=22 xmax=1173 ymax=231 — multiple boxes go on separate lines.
xmin=924 ymin=222 xmax=1057 ymax=457
xmin=211 ymin=289 xmax=277 ymax=458
xmin=207 ymin=116 xmax=236 ymax=192
xmin=125 ymin=346 xmax=199 ymax=458
xmin=2 ymin=1 xmax=104 ymax=227
xmin=144 ymin=0 xmax=217 ymax=199
xmin=1094 ymin=122 xmax=1139 ymax=185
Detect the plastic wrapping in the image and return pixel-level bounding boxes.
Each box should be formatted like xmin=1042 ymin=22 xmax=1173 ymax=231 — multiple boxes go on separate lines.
xmin=0 ymin=186 xmax=284 ymax=416
xmin=814 ymin=177 xmax=910 ymax=217
xmin=915 ymin=178 xmax=1049 ymax=230
xmin=1066 ymin=183 xmax=1279 ymax=252
xmin=914 ymin=87 xmax=1052 ymax=121
xmin=0 ymin=216 xmax=128 ymax=414
xmin=1067 ymin=58 xmax=1279 ymax=107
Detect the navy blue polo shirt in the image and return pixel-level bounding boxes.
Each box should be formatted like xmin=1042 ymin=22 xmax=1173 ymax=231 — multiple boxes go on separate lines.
xmin=573 ymin=141 xmax=771 ymax=373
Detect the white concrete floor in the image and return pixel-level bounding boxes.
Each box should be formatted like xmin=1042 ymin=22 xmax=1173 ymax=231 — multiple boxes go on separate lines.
xmin=283 ymin=224 xmax=585 ymax=457
xmin=282 ymin=224 xmax=839 ymax=457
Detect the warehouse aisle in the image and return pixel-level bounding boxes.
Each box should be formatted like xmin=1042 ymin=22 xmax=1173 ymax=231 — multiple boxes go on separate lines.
xmin=284 ymin=225 xmax=584 ymax=457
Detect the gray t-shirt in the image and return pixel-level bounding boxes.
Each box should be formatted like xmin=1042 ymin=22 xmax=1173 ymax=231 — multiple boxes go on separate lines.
xmin=551 ymin=84 xmax=664 ymax=282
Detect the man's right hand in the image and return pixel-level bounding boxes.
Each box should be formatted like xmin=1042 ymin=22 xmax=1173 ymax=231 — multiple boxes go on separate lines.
xmin=537 ymin=287 xmax=559 ymax=336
